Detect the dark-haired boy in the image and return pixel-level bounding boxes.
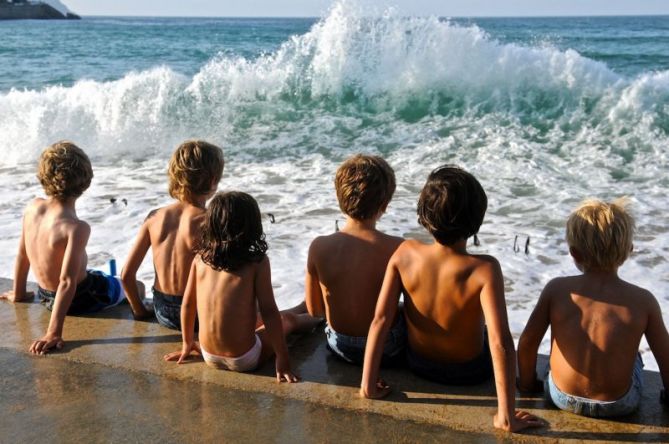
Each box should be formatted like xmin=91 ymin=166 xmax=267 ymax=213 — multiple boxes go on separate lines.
xmin=121 ymin=140 xmax=224 ymax=330
xmin=305 ymin=154 xmax=405 ymax=365
xmin=518 ymin=199 xmax=669 ymax=417
xmin=1 ymin=141 xmax=142 ymax=354
xmin=360 ymin=165 xmax=541 ymax=432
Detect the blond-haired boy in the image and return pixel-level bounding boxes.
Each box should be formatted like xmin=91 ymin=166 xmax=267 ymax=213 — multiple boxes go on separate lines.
xmin=305 ymin=154 xmax=405 ymax=365
xmin=361 ymin=165 xmax=540 ymax=432
xmin=121 ymin=140 xmax=224 ymax=329
xmin=1 ymin=142 xmax=137 ymax=354
xmin=518 ymin=199 xmax=669 ymax=417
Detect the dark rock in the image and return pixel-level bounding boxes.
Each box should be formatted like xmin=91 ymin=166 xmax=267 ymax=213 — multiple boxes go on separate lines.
xmin=0 ymin=1 xmax=81 ymax=20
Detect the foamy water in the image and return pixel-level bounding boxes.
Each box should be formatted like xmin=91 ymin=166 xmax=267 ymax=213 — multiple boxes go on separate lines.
xmin=0 ymin=2 xmax=668 ymax=369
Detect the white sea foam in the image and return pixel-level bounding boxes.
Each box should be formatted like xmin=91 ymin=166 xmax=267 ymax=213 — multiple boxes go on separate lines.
xmin=0 ymin=2 xmax=667 ymax=369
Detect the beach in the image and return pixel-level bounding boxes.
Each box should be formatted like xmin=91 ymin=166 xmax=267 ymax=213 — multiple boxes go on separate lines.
xmin=1 ymin=3 xmax=668 ymax=373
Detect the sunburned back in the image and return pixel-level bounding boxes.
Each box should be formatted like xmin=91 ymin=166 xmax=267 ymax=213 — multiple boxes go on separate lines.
xmin=147 ymin=202 xmax=204 ymax=296
xmin=194 ymin=258 xmax=259 ymax=357
xmin=548 ymin=275 xmax=650 ymax=400
xmin=396 ymin=240 xmax=487 ymax=363
xmin=23 ymin=198 xmax=88 ymax=291
xmin=313 ymin=230 xmax=402 ymax=336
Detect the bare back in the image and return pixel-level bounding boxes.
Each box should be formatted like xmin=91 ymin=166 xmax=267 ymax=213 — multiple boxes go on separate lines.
xmin=194 ymin=256 xmax=261 ymax=357
xmin=23 ymin=198 xmax=88 ymax=291
xmin=545 ymin=275 xmax=652 ymax=400
xmin=308 ymin=228 xmax=402 ymax=336
xmin=146 ymin=202 xmax=204 ymax=296
xmin=394 ymin=240 xmax=494 ymax=363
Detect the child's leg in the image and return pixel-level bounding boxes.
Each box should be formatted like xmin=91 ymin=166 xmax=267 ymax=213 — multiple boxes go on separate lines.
xmin=255 ymin=304 xmax=321 ymax=334
xmin=280 ymin=311 xmax=322 ymax=335
xmin=255 ymin=312 xmax=322 ymax=365
xmin=283 ymin=300 xmax=308 ymax=315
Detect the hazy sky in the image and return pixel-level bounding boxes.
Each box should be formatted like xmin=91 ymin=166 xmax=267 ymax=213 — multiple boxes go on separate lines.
xmin=64 ymin=0 xmax=669 ymax=18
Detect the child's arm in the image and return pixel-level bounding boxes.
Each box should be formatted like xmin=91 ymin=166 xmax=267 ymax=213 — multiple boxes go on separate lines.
xmin=360 ymin=255 xmax=401 ymax=399
xmin=479 ymin=258 xmax=542 ymax=432
xmin=256 ymin=256 xmax=299 ymax=383
xmin=644 ymin=294 xmax=669 ymax=394
xmin=120 ymin=217 xmax=153 ymax=320
xmin=29 ymin=222 xmax=90 ymax=355
xmin=304 ymin=242 xmax=325 ymax=318
xmin=1 ymin=219 xmax=33 ymax=302
xmin=164 ymin=260 xmax=200 ymax=363
xmin=517 ymin=284 xmax=552 ymax=392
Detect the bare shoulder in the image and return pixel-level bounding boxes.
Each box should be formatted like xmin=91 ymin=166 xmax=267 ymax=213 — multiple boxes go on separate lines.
xmin=252 ymin=255 xmax=271 ymax=277
xmin=469 ymin=253 xmax=502 ymax=275
xmin=25 ymin=197 xmax=46 ymax=212
xmin=619 ymin=279 xmax=656 ymax=307
xmin=378 ymin=231 xmax=405 ymax=250
xmin=185 ymin=205 xmax=206 ymax=229
xmin=143 ymin=207 xmax=164 ymax=224
xmin=390 ymin=239 xmax=421 ymax=265
xmin=308 ymin=232 xmax=338 ymax=256
xmin=64 ymin=218 xmax=91 ymax=241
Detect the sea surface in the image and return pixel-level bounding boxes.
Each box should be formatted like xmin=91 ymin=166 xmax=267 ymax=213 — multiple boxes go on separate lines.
xmin=1 ymin=2 xmax=668 ymax=369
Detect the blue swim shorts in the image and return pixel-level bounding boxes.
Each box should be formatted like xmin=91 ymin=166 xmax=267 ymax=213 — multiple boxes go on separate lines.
xmin=545 ymin=354 xmax=644 ymax=417
xmin=325 ymin=313 xmax=407 ymax=366
xmin=38 ymin=270 xmax=125 ymax=315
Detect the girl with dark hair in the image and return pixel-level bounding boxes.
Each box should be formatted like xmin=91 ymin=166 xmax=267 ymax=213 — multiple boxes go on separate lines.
xmin=164 ymin=191 xmax=316 ymax=380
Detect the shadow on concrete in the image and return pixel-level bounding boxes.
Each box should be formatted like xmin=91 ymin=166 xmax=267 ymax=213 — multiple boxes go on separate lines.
xmin=259 ymin=329 xmax=669 ymax=435
xmin=61 ymin=334 xmax=183 ymax=352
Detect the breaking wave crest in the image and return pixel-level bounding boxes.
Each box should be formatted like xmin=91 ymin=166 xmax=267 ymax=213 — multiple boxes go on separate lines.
xmin=0 ymin=1 xmax=668 ymax=165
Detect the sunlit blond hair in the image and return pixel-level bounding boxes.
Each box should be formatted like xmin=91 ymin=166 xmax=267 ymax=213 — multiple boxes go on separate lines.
xmin=37 ymin=141 xmax=93 ymax=199
xmin=168 ymin=140 xmax=224 ymax=204
xmin=566 ymin=198 xmax=634 ymax=271
xmin=335 ymin=154 xmax=396 ymax=220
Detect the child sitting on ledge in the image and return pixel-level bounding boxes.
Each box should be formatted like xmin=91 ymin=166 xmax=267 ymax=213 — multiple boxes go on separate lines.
xmin=518 ymin=198 xmax=669 ymax=417
xmin=164 ymin=191 xmax=315 ymax=380
xmin=121 ymin=140 xmax=224 ymax=328
xmin=360 ymin=165 xmax=541 ymax=432
xmin=305 ymin=154 xmax=405 ymax=366
xmin=1 ymin=141 xmax=144 ymax=354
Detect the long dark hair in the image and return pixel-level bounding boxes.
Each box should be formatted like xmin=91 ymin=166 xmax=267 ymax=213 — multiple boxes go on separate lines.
xmin=197 ymin=191 xmax=268 ymax=271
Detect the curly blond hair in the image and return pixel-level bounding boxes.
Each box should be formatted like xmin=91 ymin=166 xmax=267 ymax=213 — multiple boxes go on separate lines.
xmin=168 ymin=140 xmax=224 ymax=203
xmin=37 ymin=141 xmax=93 ymax=199
xmin=334 ymin=154 xmax=396 ymax=220
xmin=566 ymin=198 xmax=635 ymax=271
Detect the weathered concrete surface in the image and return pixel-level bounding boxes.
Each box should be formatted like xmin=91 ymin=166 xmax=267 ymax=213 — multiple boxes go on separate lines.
xmin=1 ymin=278 xmax=668 ymax=442
xmin=0 ymin=348 xmax=487 ymax=444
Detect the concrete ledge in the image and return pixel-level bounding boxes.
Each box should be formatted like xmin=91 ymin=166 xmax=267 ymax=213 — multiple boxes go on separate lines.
xmin=1 ymin=278 xmax=668 ymax=442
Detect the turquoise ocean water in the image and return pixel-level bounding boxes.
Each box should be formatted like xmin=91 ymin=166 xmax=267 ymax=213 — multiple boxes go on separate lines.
xmin=0 ymin=3 xmax=668 ymax=367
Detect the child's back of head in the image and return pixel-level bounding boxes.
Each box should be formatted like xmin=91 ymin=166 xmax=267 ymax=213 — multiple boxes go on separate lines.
xmin=168 ymin=140 xmax=224 ymax=204
xmin=197 ymin=191 xmax=268 ymax=272
xmin=417 ymin=165 xmax=487 ymax=245
xmin=335 ymin=154 xmax=396 ymax=220
xmin=566 ymin=198 xmax=634 ymax=272
xmin=38 ymin=141 xmax=93 ymax=200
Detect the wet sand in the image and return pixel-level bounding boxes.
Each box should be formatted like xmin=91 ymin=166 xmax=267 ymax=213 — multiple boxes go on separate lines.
xmin=1 ymin=278 xmax=668 ymax=442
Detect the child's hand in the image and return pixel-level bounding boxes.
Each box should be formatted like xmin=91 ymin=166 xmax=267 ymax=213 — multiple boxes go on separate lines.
xmin=275 ymin=355 xmax=299 ymax=383
xmin=29 ymin=333 xmax=64 ymax=355
xmin=359 ymin=378 xmax=391 ymax=399
xmin=164 ymin=341 xmax=201 ymax=364
xmin=493 ymin=410 xmax=544 ymax=432
xmin=1 ymin=290 xmax=34 ymax=303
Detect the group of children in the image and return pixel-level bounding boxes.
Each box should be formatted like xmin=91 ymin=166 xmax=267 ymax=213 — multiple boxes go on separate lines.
xmin=2 ymin=140 xmax=669 ymax=433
